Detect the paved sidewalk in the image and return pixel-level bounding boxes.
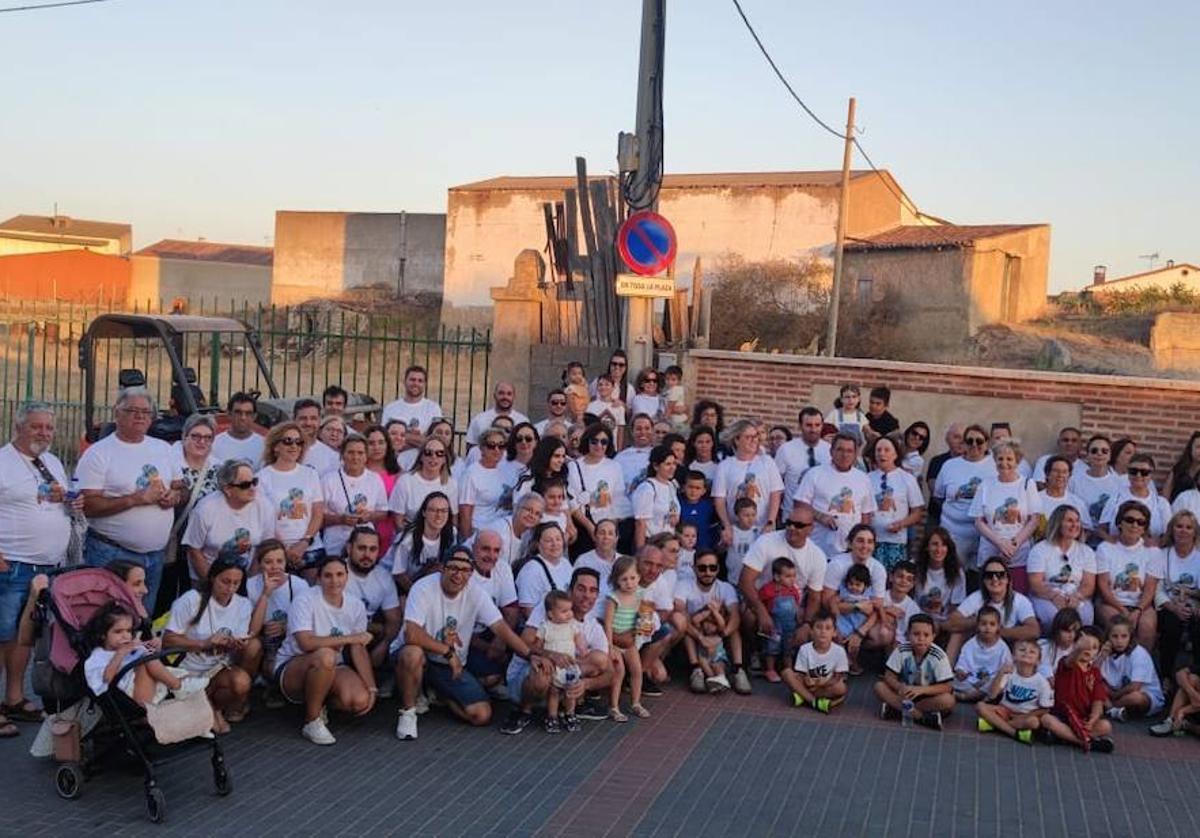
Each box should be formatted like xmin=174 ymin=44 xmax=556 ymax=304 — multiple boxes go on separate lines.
xmin=1 ymin=674 xmax=1196 ymax=837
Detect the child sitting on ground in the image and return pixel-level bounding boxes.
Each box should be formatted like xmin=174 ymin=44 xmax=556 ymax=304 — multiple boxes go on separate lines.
xmin=1150 ymin=661 xmax=1200 ymax=737
xmin=536 ymin=590 xmax=587 ymax=734
xmin=603 ymin=555 xmax=650 ymax=722
xmin=1038 ymin=607 xmax=1081 ymax=685
xmin=726 ymin=497 xmax=760 ymax=585
xmin=835 ymin=563 xmax=878 ymax=675
xmin=783 ymin=610 xmax=848 ymax=713
xmin=882 ymin=560 xmax=921 ymax=649
xmin=692 ymin=603 xmax=731 ymax=693
xmin=662 ymin=365 xmax=688 ymax=431
xmin=1098 ymin=615 xmax=1165 ymax=722
xmin=874 ymin=613 xmax=955 ymax=730
xmin=953 ymin=605 xmax=1013 ymax=702
xmin=84 ymin=603 xmax=204 ymax=706
xmin=1040 ymin=626 xmax=1115 ymax=753
xmin=977 ymin=638 xmax=1053 ymax=744
xmin=760 ymin=557 xmax=803 ymax=683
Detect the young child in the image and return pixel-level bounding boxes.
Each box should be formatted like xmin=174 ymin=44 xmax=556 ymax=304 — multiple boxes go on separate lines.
xmin=587 ymin=375 xmax=626 ymax=448
xmin=536 ymin=590 xmax=587 ymax=733
xmin=953 ymin=606 xmax=1013 ymax=702
xmin=874 ymin=613 xmax=955 ymax=730
xmin=784 ymin=610 xmax=849 ymax=713
xmin=662 ymin=365 xmax=688 ymax=431
xmin=678 ymin=471 xmax=718 ymax=550
xmin=1098 ymin=615 xmax=1164 ymax=721
xmin=84 ymin=603 xmax=201 ymax=706
xmin=675 ymin=522 xmax=698 ymax=582
xmin=630 ymin=368 xmax=662 ymax=421
xmin=540 ymin=479 xmax=578 ymax=545
xmin=1040 ymin=626 xmax=1115 ymax=752
xmin=832 ymin=383 xmax=869 ymax=442
xmin=882 ymin=560 xmax=922 ymax=648
xmin=835 ymin=563 xmax=878 ymax=675
xmin=759 ymin=557 xmax=803 ymax=683
xmin=692 ymin=603 xmax=731 ymax=693
xmin=602 ymin=556 xmax=650 ymax=721
xmin=1038 ymin=607 xmax=1082 ymax=685
xmin=726 ymin=497 xmax=760 ymax=585
xmin=976 ymin=639 xmax=1053 ymax=744
xmin=563 ymin=361 xmax=591 ymax=423
xmin=1150 ymin=662 xmax=1200 ymax=737
xmin=247 ymin=539 xmax=309 ymax=699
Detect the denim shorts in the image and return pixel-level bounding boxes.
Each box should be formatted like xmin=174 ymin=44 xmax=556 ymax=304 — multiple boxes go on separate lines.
xmin=0 ymin=560 xmax=44 ymax=642
xmin=424 ymin=660 xmax=490 ymax=708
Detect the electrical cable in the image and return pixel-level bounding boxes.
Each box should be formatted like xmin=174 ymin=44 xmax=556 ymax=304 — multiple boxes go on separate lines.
xmin=0 ymin=0 xmax=117 ymax=13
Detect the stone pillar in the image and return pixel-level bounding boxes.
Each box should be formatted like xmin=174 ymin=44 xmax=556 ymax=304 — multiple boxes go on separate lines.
xmin=489 ymin=250 xmax=545 ymax=415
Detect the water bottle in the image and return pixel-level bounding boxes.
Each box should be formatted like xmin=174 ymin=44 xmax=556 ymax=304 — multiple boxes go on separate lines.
xmin=66 ymin=476 xmax=81 ymax=503
xmin=901 ymin=699 xmax=915 ymax=728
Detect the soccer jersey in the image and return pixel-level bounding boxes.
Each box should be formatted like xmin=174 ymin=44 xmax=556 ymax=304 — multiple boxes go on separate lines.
xmin=885 ymin=642 xmax=954 ymax=686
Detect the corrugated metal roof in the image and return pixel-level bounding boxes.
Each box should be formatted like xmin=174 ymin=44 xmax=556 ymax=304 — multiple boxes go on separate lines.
xmin=0 ymin=214 xmax=130 ymax=241
xmin=135 ymin=239 xmax=274 ymax=267
xmin=846 ymin=223 xmax=1045 ymax=251
xmin=452 ymin=170 xmax=878 ymax=192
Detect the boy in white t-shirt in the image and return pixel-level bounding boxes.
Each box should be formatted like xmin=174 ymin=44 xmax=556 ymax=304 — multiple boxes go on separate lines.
xmin=881 ymin=561 xmax=922 ymax=648
xmin=953 ymin=606 xmax=1013 ymax=702
xmin=976 ymin=639 xmax=1053 ymax=744
xmin=874 ymin=614 xmax=956 ymax=730
xmin=782 ymin=610 xmax=848 ymax=713
xmin=726 ymin=498 xmax=760 ymax=585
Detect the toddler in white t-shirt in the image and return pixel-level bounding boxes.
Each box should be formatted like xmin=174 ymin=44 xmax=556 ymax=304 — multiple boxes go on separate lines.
xmin=536 ymin=590 xmax=587 ymax=733
xmin=953 ymin=606 xmax=1013 ymax=702
xmin=976 ymin=639 xmax=1053 ymax=744
xmin=726 ymin=498 xmax=760 ymax=584
xmin=84 ymin=603 xmax=201 ymax=706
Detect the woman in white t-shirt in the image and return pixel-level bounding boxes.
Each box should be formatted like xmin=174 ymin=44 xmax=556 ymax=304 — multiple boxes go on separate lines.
xmin=1095 ymin=499 xmax=1163 ymax=652
xmin=1097 ymin=454 xmax=1172 ymax=544
xmin=684 ymin=427 xmax=722 ymax=490
xmin=1156 ymin=510 xmax=1200 ymax=676
xmin=913 ymin=527 xmax=967 ymax=629
xmin=514 ymin=522 xmax=574 ymax=618
xmin=712 ymin=419 xmax=784 ymax=540
xmin=275 ymin=555 xmax=375 ymax=746
xmin=1026 ymin=504 xmax=1096 ymax=631
xmin=458 ymin=428 xmax=514 ymax=539
xmin=389 ymin=437 xmax=458 ymax=530
xmin=867 ymin=435 xmax=925 ymax=570
xmin=387 ymin=491 xmax=456 ymax=590
xmin=568 ymin=424 xmax=632 ymax=556
xmin=163 ymin=556 xmax=267 ymax=735
xmin=182 ymin=459 xmax=276 ymax=582
xmin=1068 ymin=434 xmax=1123 ymax=539
xmin=971 ymin=441 xmax=1041 ymax=590
xmin=629 ymin=367 xmax=663 ymax=421
xmin=944 ymin=557 xmax=1039 ymax=664
xmin=632 ymin=444 xmax=680 ymax=549
xmin=257 ymin=421 xmax=326 ymax=580
xmin=321 ymin=436 xmax=389 ymax=559
xmin=932 ymin=424 xmax=997 ymax=571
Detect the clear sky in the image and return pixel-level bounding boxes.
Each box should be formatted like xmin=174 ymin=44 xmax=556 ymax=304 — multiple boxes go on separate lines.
xmin=2 ymin=0 xmax=1196 ymax=292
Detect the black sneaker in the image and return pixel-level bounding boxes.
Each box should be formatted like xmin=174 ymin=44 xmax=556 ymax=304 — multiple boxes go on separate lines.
xmin=576 ymin=696 xmax=608 ymax=721
xmin=1089 ymin=736 xmax=1115 ymax=754
xmin=563 ymin=713 xmax=580 ymax=733
xmin=641 ymin=678 xmax=665 ymax=697
xmin=499 ymin=710 xmax=533 ymax=736
xmin=1036 ymin=727 xmax=1058 ymax=746
xmin=915 ymin=711 xmax=943 ymax=731
xmin=544 ymin=716 xmax=562 ymax=735
xmin=879 ymin=702 xmax=901 ymax=721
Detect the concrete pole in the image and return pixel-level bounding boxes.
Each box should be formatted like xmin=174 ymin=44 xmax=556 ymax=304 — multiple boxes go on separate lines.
xmin=826 ymin=97 xmax=856 ymax=358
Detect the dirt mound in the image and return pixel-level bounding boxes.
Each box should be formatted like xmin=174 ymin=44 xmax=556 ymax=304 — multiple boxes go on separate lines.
xmin=965 ymin=323 xmax=1171 ymax=377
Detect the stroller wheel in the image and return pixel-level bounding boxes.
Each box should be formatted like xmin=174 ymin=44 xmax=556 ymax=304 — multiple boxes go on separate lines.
xmin=54 ymin=763 xmax=84 ymax=800
xmin=145 ymin=787 xmax=167 ymax=823
xmin=213 ymin=764 xmax=232 ymax=796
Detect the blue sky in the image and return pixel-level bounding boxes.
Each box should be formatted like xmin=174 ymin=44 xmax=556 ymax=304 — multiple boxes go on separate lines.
xmin=2 ymin=0 xmax=1195 ymax=292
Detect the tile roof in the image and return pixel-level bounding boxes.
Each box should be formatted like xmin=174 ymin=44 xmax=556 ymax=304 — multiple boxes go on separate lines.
xmin=135 ymin=239 xmax=273 ymax=267
xmin=0 ymin=214 xmax=130 ymax=241
xmin=452 ymin=171 xmax=879 ymax=191
xmin=845 ymin=223 xmax=1045 ymax=251
xmin=1089 ymin=263 xmax=1199 ymax=288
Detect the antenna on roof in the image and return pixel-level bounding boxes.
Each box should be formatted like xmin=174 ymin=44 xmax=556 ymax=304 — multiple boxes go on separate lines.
xmin=1138 ymin=252 xmax=1160 ymax=270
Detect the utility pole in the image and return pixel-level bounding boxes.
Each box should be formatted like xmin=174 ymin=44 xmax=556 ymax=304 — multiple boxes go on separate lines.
xmin=826 ymin=96 xmax=856 ymax=358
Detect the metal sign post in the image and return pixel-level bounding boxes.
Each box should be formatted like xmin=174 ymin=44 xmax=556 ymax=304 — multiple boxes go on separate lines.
xmin=616 ymin=212 xmax=677 ymax=373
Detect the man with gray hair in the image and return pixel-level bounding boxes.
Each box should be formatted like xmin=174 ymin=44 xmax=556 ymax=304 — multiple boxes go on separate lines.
xmin=75 ymin=387 xmax=183 ymax=611
xmin=0 ymin=402 xmax=73 ymax=728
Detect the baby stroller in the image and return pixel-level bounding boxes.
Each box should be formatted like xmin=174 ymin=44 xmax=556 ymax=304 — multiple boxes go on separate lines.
xmin=30 ymin=566 xmax=232 ymax=823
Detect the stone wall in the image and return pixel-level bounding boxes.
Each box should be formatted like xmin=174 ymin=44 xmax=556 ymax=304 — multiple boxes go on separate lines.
xmin=1150 ymin=312 xmax=1200 ymax=371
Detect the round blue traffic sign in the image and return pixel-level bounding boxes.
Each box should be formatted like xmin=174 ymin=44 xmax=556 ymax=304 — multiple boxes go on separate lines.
xmin=617 ymin=211 xmax=678 ymax=276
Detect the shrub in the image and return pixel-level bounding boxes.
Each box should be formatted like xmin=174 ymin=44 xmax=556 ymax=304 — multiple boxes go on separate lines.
xmin=709 ymin=255 xmax=830 ymax=353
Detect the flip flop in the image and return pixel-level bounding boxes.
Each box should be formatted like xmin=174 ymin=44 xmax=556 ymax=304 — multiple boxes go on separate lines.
xmin=0 ymin=716 xmax=18 ymax=738
xmin=1 ymin=701 xmax=44 ymax=723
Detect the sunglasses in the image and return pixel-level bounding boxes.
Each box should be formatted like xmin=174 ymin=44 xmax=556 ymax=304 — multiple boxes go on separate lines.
xmin=422 ymin=449 xmax=447 ymax=458
xmin=610 ymin=361 xmax=626 ymax=367
xmin=1089 ymin=447 xmax=1110 ymax=455
xmin=483 ymin=442 xmax=504 ymax=450
xmin=696 ymin=564 xmax=719 ymax=572
xmin=278 ymin=437 xmax=303 ymax=446
xmin=549 ymin=399 xmax=567 ymax=407
xmin=1120 ymin=516 xmax=1148 ymax=527
xmin=229 ymin=478 xmax=259 ymax=490
xmin=965 ymin=437 xmax=987 ymax=446
xmin=982 ymin=569 xmax=1008 ymax=580
xmin=589 ymin=437 xmax=609 ymax=446
xmin=515 ymin=435 xmax=536 ymax=443
xmin=1127 ymin=468 xmax=1151 ymax=477
xmin=908 ymin=431 xmax=928 ymax=441
xmin=785 ymin=520 xmax=814 ymax=529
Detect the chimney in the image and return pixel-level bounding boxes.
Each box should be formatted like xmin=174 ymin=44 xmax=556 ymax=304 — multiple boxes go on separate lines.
xmin=1167 ymin=259 xmax=1175 ymax=268
xmin=1093 ymin=265 xmax=1107 ymax=285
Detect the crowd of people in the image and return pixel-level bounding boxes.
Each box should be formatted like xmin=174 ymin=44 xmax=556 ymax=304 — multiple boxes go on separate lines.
xmin=1 ymin=349 xmax=1199 ymax=754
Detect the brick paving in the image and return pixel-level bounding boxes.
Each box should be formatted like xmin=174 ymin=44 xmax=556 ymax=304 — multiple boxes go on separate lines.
xmin=0 ymin=673 xmax=1197 ymax=837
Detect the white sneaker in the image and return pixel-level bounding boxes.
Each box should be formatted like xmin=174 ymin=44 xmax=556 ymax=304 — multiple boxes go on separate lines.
xmin=1107 ymin=706 xmax=1126 ymax=722
xmin=413 ymin=691 xmax=430 ymax=715
xmin=396 ymin=708 xmax=418 ymax=741
xmin=301 ymin=718 xmax=336 ymax=746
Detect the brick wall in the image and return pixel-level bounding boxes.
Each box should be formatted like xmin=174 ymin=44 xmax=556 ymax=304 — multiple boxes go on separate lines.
xmin=689 ymin=349 xmax=1200 ymax=476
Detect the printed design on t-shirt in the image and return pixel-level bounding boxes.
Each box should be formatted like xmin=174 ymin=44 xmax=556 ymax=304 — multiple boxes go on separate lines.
xmin=1089 ymin=493 xmax=1109 ymax=523
xmin=135 ymin=464 xmax=161 ymax=491
xmin=1169 ymin=572 xmax=1196 ymax=599
xmin=496 ymin=482 xmax=515 ymax=513
xmin=36 ymin=480 xmax=53 ymax=503
xmin=918 ymin=586 xmax=944 ymax=613
xmin=828 ymin=487 xmax=855 ymax=514
xmin=221 ymin=527 xmax=252 ymax=557
xmin=737 ymin=472 xmax=760 ymax=502
xmin=899 ymin=654 xmax=936 ymax=684
xmin=350 ymin=492 xmax=368 ymax=515
xmin=270 ymin=608 xmax=288 ymax=623
xmin=439 ymin=615 xmax=461 ymax=651
xmin=972 ymin=664 xmax=995 ymax=682
xmin=591 ymin=480 xmax=612 ymax=509
xmin=806 ymin=661 xmax=832 ymax=679
xmin=408 ymin=418 xmax=420 ymax=430
xmin=279 ymin=488 xmax=308 ymax=520
xmin=329 ymin=625 xmax=344 ymax=637
xmin=1049 ymin=563 xmax=1073 ymax=585
xmin=992 ymin=497 xmax=1021 ymax=525
xmin=1115 ymin=562 xmax=1143 ymax=594
xmin=954 ymin=477 xmax=982 ymax=502
xmin=876 ymin=485 xmax=896 ymax=512
xmin=1004 ymin=682 xmax=1038 ymax=704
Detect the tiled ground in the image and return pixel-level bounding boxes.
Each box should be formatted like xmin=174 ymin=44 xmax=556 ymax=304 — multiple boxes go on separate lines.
xmin=1 ymin=673 xmax=1197 ymax=837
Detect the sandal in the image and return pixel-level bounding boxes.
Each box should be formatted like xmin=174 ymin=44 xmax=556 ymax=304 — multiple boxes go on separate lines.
xmin=1 ymin=701 xmax=44 ymax=723
xmin=608 ymin=707 xmax=628 ymax=723
xmin=224 ymin=705 xmax=249 ymax=724
xmin=631 ymin=703 xmax=651 ymax=719
xmin=0 ymin=715 xmax=18 ymax=738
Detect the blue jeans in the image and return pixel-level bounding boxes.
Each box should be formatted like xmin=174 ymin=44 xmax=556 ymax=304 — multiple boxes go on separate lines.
xmin=767 ymin=595 xmax=800 ymax=656
xmin=0 ymin=561 xmax=46 ymax=643
xmin=84 ymin=531 xmax=163 ymax=613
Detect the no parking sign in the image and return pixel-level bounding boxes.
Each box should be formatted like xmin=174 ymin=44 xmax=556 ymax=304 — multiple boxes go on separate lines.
xmin=616 ymin=211 xmax=677 ymax=276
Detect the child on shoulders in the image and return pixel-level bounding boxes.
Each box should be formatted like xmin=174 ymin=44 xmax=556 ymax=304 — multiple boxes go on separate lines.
xmin=953 ymin=605 xmax=1014 ymax=702
xmin=976 ymin=638 xmax=1053 ymax=744
xmin=874 ymin=613 xmax=955 ymax=730
xmin=662 ymin=365 xmax=688 ymax=431
xmin=783 ymin=610 xmax=848 ymax=713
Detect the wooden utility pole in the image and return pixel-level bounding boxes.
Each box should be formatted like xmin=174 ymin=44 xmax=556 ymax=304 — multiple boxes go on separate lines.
xmin=826 ymin=96 xmax=856 ymax=358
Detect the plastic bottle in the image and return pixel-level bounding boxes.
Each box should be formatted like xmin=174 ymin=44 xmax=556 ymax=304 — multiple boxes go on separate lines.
xmin=901 ymin=699 xmax=914 ymax=728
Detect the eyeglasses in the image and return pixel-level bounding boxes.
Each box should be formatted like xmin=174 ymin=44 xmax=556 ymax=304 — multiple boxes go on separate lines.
xmin=965 ymin=437 xmax=987 ymax=446
xmin=515 ymin=435 xmax=536 ymax=443
xmin=1127 ymin=468 xmax=1151 ymax=477
xmin=696 ymin=564 xmax=719 ymax=572
xmin=187 ymin=433 xmax=213 ymax=443
xmin=229 ymin=478 xmax=259 ymax=490
xmin=1120 ymin=515 xmax=1148 ymax=527
xmin=982 ymin=569 xmax=1008 ymax=580
xmin=118 ymin=407 xmax=153 ymax=418
xmin=443 ymin=564 xmax=472 ymax=575
xmin=785 ymin=520 xmax=813 ymax=529
xmin=483 ymin=441 xmax=504 ymax=450
xmin=278 ymin=437 xmax=303 ymax=446
xmin=422 ymin=449 xmax=446 ymax=458
xmin=1089 ymin=447 xmax=1110 ymax=455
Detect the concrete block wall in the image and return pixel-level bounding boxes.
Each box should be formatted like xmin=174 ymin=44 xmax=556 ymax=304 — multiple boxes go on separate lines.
xmin=527 ymin=345 xmax=616 ymax=422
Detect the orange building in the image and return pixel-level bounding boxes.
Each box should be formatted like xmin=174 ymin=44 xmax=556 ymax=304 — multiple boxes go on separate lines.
xmin=0 ymin=249 xmax=132 ymax=304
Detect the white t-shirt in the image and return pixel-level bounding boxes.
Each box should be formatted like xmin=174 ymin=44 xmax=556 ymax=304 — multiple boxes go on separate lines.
xmin=673 ymin=577 xmax=738 ymax=617
xmin=470 ymin=560 xmax=518 ymax=612
xmin=1027 ymin=540 xmax=1096 ymax=597
xmin=256 ymin=463 xmax=325 ymax=549
xmin=932 ymin=456 xmax=998 ymax=528
xmin=644 ymin=570 xmax=678 ymax=613
xmin=75 ymin=433 xmax=180 ymax=554
xmin=380 ymin=397 xmax=443 ymax=435
xmin=614 ymin=446 xmax=652 ymax=496
xmin=276 ymin=586 xmax=368 ymax=669
xmin=775 ymin=438 xmax=831 ymax=514
xmin=1068 ymin=469 xmax=1123 ymax=529
xmin=320 ymin=469 xmax=389 ymax=558
xmin=471 ymin=517 xmax=527 ymax=568
xmin=465 ymin=408 xmax=530 ymax=446
xmin=1038 ymin=490 xmax=1094 ymax=530
xmin=85 ymin=646 xmax=146 ymax=696
xmin=884 ymin=592 xmax=922 ymax=638
xmin=822 ymin=554 xmax=887 ymax=600
xmin=515 ymin=556 xmax=574 ymax=609
xmin=712 ymin=454 xmax=784 ymax=529
xmin=1100 ymin=646 xmax=1165 ymax=709
xmin=245 ymin=573 xmax=309 ymax=627
xmin=869 ymin=468 xmax=924 ymax=545
xmin=1171 ymin=489 xmax=1200 ymax=521
xmin=0 ymin=444 xmax=71 ymax=565
xmin=727 ymin=525 xmax=760 ymax=584
xmin=1000 ymin=671 xmax=1055 ymax=714
xmin=955 ymin=635 xmax=1014 ymax=689
xmin=302 ymin=441 xmax=341 ymax=478
xmin=1159 ymin=546 xmax=1200 ymax=605
xmin=793 ymin=641 xmax=849 ymax=680
xmin=1098 ymin=489 xmax=1172 ymax=538
xmin=211 ymin=432 xmax=264 ymax=470
xmin=567 ymin=457 xmax=632 ymax=521
xmin=955 ymin=590 xmax=1036 ymax=628
xmin=629 ymin=393 xmax=661 ymax=420
xmin=386 ymin=531 xmax=447 ymax=576
xmin=402 ymin=573 xmax=502 ymax=663
xmin=794 ymin=464 xmax=876 ymax=554
xmin=969 ymin=475 xmax=1041 ymax=563
xmin=583 ymin=400 xmax=625 ymax=430
xmin=1095 ymin=540 xmax=1165 ymax=607
xmin=741 ymin=530 xmax=828 ymax=593
xmin=458 ymin=462 xmax=514 ymax=529
xmin=345 ymin=564 xmax=401 ymax=615
xmin=631 ymin=477 xmax=678 ymax=539
xmin=1038 ymin=640 xmax=1072 ymax=681
xmin=507 ymin=602 xmax=608 ymax=685
xmin=181 ymin=492 xmax=276 ymax=579
xmin=575 ymin=551 xmax=618 ymax=619
xmin=389 ymin=471 xmax=458 ymax=522
xmin=164 ymin=589 xmax=254 ymax=673
xmin=914 ymin=566 xmax=967 ymax=621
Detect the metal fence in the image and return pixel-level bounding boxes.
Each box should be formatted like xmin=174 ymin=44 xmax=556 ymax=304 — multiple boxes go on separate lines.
xmin=0 ymin=298 xmax=492 ymax=467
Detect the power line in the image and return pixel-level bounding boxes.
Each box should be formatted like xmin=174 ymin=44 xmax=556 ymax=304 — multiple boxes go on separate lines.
xmin=0 ymin=0 xmax=116 ymax=13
